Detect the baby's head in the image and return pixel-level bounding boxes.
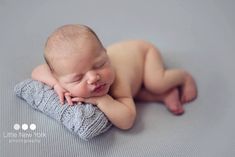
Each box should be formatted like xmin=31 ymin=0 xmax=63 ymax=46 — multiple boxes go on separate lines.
xmin=44 ymin=24 xmax=115 ymax=98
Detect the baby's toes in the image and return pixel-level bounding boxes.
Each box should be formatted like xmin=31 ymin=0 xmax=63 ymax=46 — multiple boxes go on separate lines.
xmin=181 ymin=74 xmax=197 ymax=104
xmin=171 ymin=105 xmax=184 ymax=115
xmin=181 ymin=89 xmax=197 ymax=104
xmin=166 ymin=102 xmax=184 ymax=115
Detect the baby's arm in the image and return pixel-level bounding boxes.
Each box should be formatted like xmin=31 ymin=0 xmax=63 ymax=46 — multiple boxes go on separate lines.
xmin=31 ymin=64 xmax=72 ymax=104
xmin=31 ymin=64 xmax=58 ymax=87
xmin=74 ymin=95 xmax=136 ymax=130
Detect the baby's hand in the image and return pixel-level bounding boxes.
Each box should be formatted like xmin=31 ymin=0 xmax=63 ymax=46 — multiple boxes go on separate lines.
xmin=71 ymin=97 xmax=85 ymax=105
xmin=53 ymin=84 xmax=73 ymax=105
xmin=72 ymin=94 xmax=112 ymax=105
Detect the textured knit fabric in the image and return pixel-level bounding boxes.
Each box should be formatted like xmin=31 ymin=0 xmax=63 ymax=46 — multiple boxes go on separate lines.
xmin=14 ymin=79 xmax=112 ymax=140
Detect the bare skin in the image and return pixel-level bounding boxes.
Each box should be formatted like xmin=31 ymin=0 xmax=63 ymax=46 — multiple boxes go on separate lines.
xmin=32 ymin=25 xmax=197 ymax=130
xmin=107 ymin=40 xmax=197 ymax=115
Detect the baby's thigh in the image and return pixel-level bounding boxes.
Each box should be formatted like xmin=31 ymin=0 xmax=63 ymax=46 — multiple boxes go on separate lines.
xmin=145 ymin=47 xmax=165 ymax=70
xmin=143 ymin=48 xmax=166 ymax=90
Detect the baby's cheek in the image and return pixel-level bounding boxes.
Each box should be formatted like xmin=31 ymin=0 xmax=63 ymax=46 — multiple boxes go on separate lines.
xmin=104 ymin=69 xmax=115 ymax=82
xmin=70 ymin=85 xmax=89 ymax=98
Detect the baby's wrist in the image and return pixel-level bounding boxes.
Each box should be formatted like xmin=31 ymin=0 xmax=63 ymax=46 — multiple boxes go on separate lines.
xmin=97 ymin=95 xmax=113 ymax=106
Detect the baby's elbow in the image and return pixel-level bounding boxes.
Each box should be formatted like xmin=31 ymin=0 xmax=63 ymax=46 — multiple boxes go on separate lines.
xmin=120 ymin=122 xmax=134 ymax=130
xmin=120 ymin=110 xmax=136 ymax=130
xmin=31 ymin=68 xmax=40 ymax=80
xmin=31 ymin=69 xmax=36 ymax=80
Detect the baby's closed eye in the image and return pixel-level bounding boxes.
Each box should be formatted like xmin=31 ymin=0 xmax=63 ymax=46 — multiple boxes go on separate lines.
xmin=72 ymin=75 xmax=84 ymax=82
xmin=94 ymin=61 xmax=106 ymax=69
xmin=69 ymin=77 xmax=83 ymax=84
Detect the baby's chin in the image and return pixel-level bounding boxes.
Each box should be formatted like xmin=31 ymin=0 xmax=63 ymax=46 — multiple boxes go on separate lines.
xmin=91 ymin=91 xmax=108 ymax=98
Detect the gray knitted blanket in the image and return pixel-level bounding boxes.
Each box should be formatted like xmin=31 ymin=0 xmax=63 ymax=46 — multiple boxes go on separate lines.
xmin=14 ymin=79 xmax=112 ymax=140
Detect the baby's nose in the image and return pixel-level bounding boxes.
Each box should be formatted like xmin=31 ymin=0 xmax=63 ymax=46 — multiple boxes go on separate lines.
xmin=87 ymin=73 xmax=101 ymax=85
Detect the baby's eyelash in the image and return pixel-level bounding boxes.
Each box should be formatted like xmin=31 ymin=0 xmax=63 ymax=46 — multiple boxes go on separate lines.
xmin=94 ymin=62 xmax=105 ymax=69
xmin=70 ymin=80 xmax=81 ymax=84
xmin=71 ymin=76 xmax=83 ymax=83
xmin=100 ymin=62 xmax=106 ymax=67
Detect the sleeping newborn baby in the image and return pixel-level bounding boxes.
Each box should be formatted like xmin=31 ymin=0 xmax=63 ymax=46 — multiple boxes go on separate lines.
xmin=32 ymin=24 xmax=197 ymax=130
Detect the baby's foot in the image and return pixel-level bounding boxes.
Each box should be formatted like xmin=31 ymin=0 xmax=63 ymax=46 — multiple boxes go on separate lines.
xmin=181 ymin=73 xmax=197 ymax=104
xmin=163 ymin=88 xmax=184 ymax=115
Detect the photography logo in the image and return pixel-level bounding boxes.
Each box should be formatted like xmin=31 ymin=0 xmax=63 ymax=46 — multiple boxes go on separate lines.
xmin=2 ymin=123 xmax=46 ymax=144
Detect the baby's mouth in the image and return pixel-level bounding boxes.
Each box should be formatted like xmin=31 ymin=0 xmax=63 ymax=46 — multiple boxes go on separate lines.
xmin=92 ymin=83 xmax=107 ymax=93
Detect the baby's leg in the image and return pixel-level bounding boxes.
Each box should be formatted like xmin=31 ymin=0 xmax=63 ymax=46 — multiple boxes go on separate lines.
xmin=143 ymin=46 xmax=197 ymax=104
xmin=135 ymin=88 xmax=184 ymax=115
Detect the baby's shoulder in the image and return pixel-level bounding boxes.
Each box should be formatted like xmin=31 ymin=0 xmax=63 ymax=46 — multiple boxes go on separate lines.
xmin=109 ymin=69 xmax=133 ymax=98
xmin=109 ymin=81 xmax=132 ymax=99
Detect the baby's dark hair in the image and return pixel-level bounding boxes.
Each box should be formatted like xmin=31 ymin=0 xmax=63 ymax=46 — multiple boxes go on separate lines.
xmin=44 ymin=24 xmax=101 ymax=74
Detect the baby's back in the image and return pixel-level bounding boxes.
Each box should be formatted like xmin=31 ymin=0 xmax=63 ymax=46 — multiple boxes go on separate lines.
xmin=107 ymin=40 xmax=148 ymax=97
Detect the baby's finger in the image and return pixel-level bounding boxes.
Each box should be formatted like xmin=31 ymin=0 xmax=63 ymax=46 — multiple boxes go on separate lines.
xmin=58 ymin=93 xmax=64 ymax=105
xmin=83 ymin=97 xmax=97 ymax=105
xmin=71 ymin=97 xmax=84 ymax=102
xmin=65 ymin=94 xmax=73 ymax=105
